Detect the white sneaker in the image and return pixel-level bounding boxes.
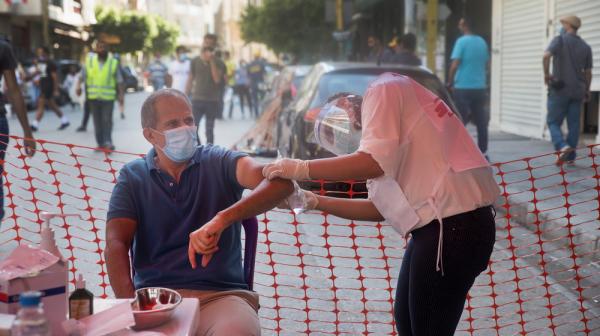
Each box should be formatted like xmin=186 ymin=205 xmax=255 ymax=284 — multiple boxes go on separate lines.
xmin=556 ymin=145 xmax=574 ymax=164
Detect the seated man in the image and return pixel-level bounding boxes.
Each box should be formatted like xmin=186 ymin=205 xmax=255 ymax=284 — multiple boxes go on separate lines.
xmin=105 ymin=88 xmax=293 ymax=335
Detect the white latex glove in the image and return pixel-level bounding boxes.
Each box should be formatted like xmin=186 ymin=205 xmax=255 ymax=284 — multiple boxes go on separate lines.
xmin=262 ymin=158 xmax=310 ymax=181
xmin=278 ymin=189 xmax=319 ymax=212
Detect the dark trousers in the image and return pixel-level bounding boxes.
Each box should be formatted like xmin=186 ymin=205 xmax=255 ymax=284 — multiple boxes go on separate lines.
xmin=89 ymin=99 xmax=114 ymax=147
xmin=0 ymin=112 xmax=8 ymax=220
xmin=395 ymin=206 xmax=496 ymax=336
xmin=547 ymin=93 xmax=581 ymax=161
xmin=80 ymin=100 xmax=91 ymax=129
xmin=453 ymin=89 xmax=489 ymax=154
xmin=192 ymin=100 xmax=218 ymax=144
xmin=249 ymin=82 xmax=261 ymax=117
xmin=229 ymin=84 xmax=252 ymax=118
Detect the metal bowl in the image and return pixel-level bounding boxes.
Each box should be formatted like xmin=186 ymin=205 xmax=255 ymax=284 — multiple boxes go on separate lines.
xmin=131 ymin=287 xmax=182 ymax=330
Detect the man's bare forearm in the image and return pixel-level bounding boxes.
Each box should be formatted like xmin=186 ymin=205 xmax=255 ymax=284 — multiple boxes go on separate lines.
xmin=4 ymin=71 xmax=32 ymax=138
xmin=210 ymin=62 xmax=221 ymax=84
xmin=219 ymin=178 xmax=293 ymax=225
xmin=585 ymin=69 xmax=592 ymax=91
xmin=543 ymin=54 xmax=551 ymax=77
xmin=105 ymin=240 xmax=135 ymax=298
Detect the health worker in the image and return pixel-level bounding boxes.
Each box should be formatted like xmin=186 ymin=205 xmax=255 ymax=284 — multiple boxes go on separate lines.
xmin=262 ymin=72 xmax=500 ymax=335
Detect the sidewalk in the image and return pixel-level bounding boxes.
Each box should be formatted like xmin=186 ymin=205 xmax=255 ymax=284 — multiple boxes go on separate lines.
xmin=480 ymin=126 xmax=600 ymax=312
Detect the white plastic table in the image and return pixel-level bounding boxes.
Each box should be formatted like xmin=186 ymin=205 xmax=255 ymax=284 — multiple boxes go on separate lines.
xmin=94 ymin=298 xmax=199 ymax=335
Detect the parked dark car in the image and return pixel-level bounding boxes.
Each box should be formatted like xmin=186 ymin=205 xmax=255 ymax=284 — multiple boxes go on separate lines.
xmin=276 ymin=62 xmax=459 ymax=198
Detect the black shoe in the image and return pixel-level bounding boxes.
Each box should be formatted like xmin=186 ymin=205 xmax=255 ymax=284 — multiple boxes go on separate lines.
xmin=30 ymin=124 xmax=38 ymax=132
xmin=120 ymin=113 xmax=125 ymax=120
xmin=76 ymin=126 xmax=86 ymax=132
xmin=58 ymin=121 xmax=70 ymax=130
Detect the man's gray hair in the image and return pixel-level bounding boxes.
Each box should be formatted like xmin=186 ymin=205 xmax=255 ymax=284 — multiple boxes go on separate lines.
xmin=140 ymin=88 xmax=192 ymax=129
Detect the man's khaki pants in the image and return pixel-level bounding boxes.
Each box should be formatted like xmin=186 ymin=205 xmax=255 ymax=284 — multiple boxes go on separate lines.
xmin=177 ymin=289 xmax=260 ymax=336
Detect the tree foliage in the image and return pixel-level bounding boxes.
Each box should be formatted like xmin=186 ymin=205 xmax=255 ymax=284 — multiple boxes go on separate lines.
xmin=92 ymin=6 xmax=178 ymax=55
xmin=147 ymin=16 xmax=180 ymax=55
xmin=240 ymin=0 xmax=336 ymax=61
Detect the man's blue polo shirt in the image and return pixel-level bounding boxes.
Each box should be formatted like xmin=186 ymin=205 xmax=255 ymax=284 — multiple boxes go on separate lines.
xmin=107 ymin=145 xmax=248 ymax=291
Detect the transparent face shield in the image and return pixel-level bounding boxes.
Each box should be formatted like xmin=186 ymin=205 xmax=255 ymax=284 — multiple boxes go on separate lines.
xmin=313 ymin=96 xmax=362 ymax=156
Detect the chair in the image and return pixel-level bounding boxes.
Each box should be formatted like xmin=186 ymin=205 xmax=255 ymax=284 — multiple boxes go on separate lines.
xmin=241 ymin=217 xmax=259 ymax=291
xmin=129 ymin=217 xmax=259 ymax=291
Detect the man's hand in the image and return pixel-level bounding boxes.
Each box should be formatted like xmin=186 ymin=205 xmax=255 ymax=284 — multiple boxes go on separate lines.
xmin=544 ymin=74 xmax=553 ymax=86
xmin=23 ymin=135 xmax=36 ymax=157
xmin=262 ymin=158 xmax=310 ymax=181
xmin=53 ymin=89 xmax=60 ymax=98
xmin=188 ymin=214 xmax=229 ymax=269
xmin=585 ymin=91 xmax=591 ymax=102
xmin=76 ymin=86 xmax=82 ymax=97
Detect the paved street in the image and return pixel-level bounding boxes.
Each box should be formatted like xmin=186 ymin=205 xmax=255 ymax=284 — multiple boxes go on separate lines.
xmin=2 ymin=95 xmax=598 ymax=334
xmin=6 ymin=90 xmax=256 ymax=154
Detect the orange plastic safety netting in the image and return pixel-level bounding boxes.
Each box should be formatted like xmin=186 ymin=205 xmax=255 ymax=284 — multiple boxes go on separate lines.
xmin=0 ymin=135 xmax=598 ymax=335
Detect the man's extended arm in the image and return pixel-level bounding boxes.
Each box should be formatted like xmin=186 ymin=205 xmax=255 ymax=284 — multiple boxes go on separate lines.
xmin=447 ymin=59 xmax=460 ymax=89
xmin=105 ymin=217 xmax=137 ymax=298
xmin=584 ymin=68 xmax=592 ymax=101
xmin=188 ymin=157 xmax=294 ymax=268
xmin=3 ymin=70 xmax=35 ymax=156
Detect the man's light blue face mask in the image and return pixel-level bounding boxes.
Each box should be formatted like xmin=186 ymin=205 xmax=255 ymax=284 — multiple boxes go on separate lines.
xmin=153 ymin=125 xmax=198 ymax=162
xmin=558 ymin=24 xmax=566 ymax=35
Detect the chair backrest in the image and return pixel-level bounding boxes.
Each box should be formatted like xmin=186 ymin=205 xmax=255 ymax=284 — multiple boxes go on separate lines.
xmin=241 ymin=217 xmax=259 ymax=291
xmin=129 ymin=217 xmax=259 ymax=291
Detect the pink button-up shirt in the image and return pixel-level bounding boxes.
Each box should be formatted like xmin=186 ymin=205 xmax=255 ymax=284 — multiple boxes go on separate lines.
xmin=357 ymin=73 xmax=500 ymax=272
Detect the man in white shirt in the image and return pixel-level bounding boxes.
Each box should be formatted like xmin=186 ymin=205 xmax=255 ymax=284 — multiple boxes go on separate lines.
xmin=167 ymin=46 xmax=191 ymax=93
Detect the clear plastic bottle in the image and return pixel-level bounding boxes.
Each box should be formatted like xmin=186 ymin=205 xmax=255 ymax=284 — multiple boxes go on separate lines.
xmin=11 ymin=291 xmax=50 ymax=336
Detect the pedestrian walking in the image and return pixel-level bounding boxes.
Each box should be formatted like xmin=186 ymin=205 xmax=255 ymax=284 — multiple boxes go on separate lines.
xmin=147 ymin=53 xmax=168 ymax=92
xmin=185 ymin=39 xmax=223 ymax=144
xmin=389 ymin=33 xmax=422 ymax=66
xmin=543 ymin=15 xmax=593 ymax=164
xmin=30 ymin=46 xmax=70 ymax=131
xmin=76 ymin=40 xmax=124 ymax=150
xmin=229 ymin=60 xmax=252 ymax=118
xmin=166 ymin=46 xmax=191 ymax=93
xmin=258 ymin=73 xmax=500 ymax=335
xmin=247 ymin=52 xmax=266 ymax=117
xmin=447 ymin=18 xmax=490 ymax=160
xmin=0 ymin=37 xmax=36 ymax=220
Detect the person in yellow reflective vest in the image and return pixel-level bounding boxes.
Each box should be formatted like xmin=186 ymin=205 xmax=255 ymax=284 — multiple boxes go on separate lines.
xmin=76 ymin=40 xmax=124 ymax=150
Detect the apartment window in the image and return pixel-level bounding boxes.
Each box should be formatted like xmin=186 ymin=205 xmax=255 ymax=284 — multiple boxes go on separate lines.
xmin=51 ymin=0 xmax=63 ymax=7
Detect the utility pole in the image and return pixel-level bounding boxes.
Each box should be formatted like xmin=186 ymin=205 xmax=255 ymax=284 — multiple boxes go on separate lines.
xmin=336 ymin=0 xmax=344 ymax=60
xmin=42 ymin=0 xmax=50 ymax=50
xmin=426 ymin=0 xmax=438 ymax=73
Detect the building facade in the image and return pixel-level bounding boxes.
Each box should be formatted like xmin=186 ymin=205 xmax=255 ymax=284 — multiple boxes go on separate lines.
xmin=216 ymin=0 xmax=275 ymax=63
xmin=0 ymin=0 xmax=96 ymax=61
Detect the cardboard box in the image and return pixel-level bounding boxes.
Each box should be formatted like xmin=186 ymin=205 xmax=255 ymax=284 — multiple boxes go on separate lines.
xmin=0 ymin=246 xmax=68 ymax=335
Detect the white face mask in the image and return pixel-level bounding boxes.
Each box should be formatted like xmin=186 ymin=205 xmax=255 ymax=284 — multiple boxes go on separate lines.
xmin=153 ymin=125 xmax=198 ymax=162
